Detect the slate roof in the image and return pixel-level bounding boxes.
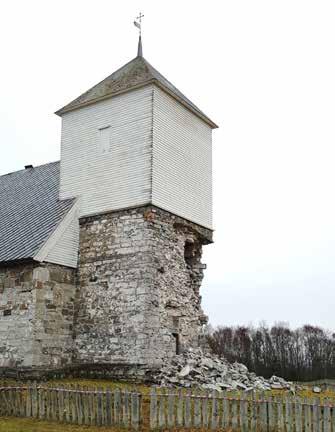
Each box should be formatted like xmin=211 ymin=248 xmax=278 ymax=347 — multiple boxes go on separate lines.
xmin=0 ymin=161 xmax=75 ymax=264
xmin=56 ymin=55 xmax=218 ymax=129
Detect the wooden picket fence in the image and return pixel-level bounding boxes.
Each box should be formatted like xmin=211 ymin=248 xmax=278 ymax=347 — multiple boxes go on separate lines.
xmin=1 ymin=384 xmax=335 ymax=430
xmin=0 ymin=383 xmax=141 ymax=428
xmin=150 ymin=389 xmax=335 ymax=431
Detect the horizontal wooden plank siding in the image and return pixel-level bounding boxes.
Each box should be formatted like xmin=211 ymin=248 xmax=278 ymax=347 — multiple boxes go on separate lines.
xmin=60 ymin=85 xmax=154 ymax=217
xmin=152 ymin=86 xmax=213 ymax=229
xmin=42 ymin=203 xmax=79 ymax=268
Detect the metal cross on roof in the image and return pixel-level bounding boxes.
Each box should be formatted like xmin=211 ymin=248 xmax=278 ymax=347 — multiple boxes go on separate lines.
xmin=134 ymin=12 xmax=144 ymax=36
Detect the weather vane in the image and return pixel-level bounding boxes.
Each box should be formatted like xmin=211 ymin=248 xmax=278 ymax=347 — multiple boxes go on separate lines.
xmin=134 ymin=12 xmax=144 ymax=36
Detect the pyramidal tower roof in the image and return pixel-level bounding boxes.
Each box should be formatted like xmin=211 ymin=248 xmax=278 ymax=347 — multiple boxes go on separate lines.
xmin=56 ymin=39 xmax=217 ymax=128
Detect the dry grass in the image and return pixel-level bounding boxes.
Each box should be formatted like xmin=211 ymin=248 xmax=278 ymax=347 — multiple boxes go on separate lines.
xmin=0 ymin=417 xmax=231 ymax=432
xmin=0 ymin=417 xmax=125 ymax=432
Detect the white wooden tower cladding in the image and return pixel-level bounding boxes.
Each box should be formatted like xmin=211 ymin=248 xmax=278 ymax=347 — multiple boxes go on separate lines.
xmin=56 ymin=42 xmax=217 ymax=230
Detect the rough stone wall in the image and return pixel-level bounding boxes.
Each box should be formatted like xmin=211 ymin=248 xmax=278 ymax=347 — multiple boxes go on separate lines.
xmin=74 ymin=205 xmax=212 ymax=369
xmin=0 ymin=263 xmax=76 ymax=369
xmin=0 ymin=263 xmax=35 ymax=367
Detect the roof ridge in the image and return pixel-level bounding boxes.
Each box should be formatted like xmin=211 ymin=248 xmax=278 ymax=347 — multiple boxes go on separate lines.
xmin=55 ymin=56 xmax=217 ymax=128
xmin=0 ymin=160 xmax=60 ymax=179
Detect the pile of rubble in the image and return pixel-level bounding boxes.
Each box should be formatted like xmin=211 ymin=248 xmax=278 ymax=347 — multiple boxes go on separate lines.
xmin=152 ymin=348 xmax=294 ymax=392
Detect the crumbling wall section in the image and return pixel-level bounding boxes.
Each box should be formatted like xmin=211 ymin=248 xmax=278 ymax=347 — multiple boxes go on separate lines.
xmin=148 ymin=208 xmax=210 ymax=362
xmin=74 ymin=205 xmax=212 ymax=369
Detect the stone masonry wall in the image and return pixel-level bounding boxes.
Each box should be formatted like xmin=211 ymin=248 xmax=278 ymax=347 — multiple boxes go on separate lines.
xmin=74 ymin=205 xmax=212 ymax=369
xmin=0 ymin=262 xmax=76 ymax=369
xmin=0 ymin=263 xmax=35 ymax=367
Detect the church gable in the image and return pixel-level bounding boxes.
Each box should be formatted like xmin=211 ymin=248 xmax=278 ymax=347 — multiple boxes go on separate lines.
xmin=0 ymin=162 xmax=78 ymax=268
xmin=34 ymin=200 xmax=79 ymax=268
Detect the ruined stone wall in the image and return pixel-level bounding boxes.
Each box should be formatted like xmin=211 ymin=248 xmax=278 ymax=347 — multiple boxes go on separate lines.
xmin=74 ymin=205 xmax=212 ymax=369
xmin=0 ymin=262 xmax=76 ymax=369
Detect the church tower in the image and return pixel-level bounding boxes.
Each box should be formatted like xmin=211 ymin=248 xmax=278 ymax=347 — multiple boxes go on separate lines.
xmin=56 ymin=35 xmax=217 ymax=372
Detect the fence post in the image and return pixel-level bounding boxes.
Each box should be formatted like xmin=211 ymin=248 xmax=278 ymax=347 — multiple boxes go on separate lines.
xmin=26 ymin=382 xmax=32 ymax=417
xmin=150 ymin=388 xmax=157 ymax=429
xmin=324 ymin=398 xmax=331 ymax=432
xmin=13 ymin=385 xmax=18 ymax=417
xmin=38 ymin=386 xmax=44 ymax=420
xmin=47 ymin=386 xmax=51 ymax=421
xmin=50 ymin=386 xmax=55 ymax=422
xmin=131 ymin=390 xmax=140 ymax=430
xmin=19 ymin=384 xmax=26 ymax=418
xmin=260 ymin=392 xmax=268 ymax=432
xmin=268 ymin=395 xmax=275 ymax=431
xmin=158 ymin=389 xmax=167 ymax=428
xmin=240 ymin=394 xmax=248 ymax=432
xmin=277 ymin=396 xmax=284 ymax=432
xmin=193 ymin=390 xmax=201 ymax=428
xmin=167 ymin=390 xmax=175 ymax=428
xmin=177 ymin=389 xmax=184 ymax=427
xmin=88 ymin=386 xmax=95 ymax=426
xmin=295 ymin=396 xmax=302 ymax=432
xmin=49 ymin=386 xmax=54 ymax=421
xmin=5 ymin=385 xmax=11 ymax=417
xmin=96 ymin=386 xmax=100 ymax=426
xmin=202 ymin=390 xmax=209 ymax=429
xmin=285 ymin=395 xmax=292 ymax=432
xmin=0 ymin=383 xmax=5 ymax=416
xmin=106 ymin=389 xmax=112 ymax=426
xmin=72 ymin=385 xmax=78 ymax=424
xmin=250 ymin=391 xmax=257 ymax=432
xmin=122 ymin=389 xmax=129 ymax=428
xmin=55 ymin=386 xmax=61 ymax=423
xmin=302 ymin=397 xmax=310 ymax=432
xmin=65 ymin=385 xmax=71 ymax=423
xmin=231 ymin=391 xmax=238 ymax=431
xmin=210 ymin=390 xmax=219 ymax=430
xmin=114 ymin=388 xmax=120 ymax=426
xmin=312 ymin=397 xmax=320 ymax=432
xmin=82 ymin=386 xmax=89 ymax=425
xmin=184 ymin=390 xmax=191 ymax=428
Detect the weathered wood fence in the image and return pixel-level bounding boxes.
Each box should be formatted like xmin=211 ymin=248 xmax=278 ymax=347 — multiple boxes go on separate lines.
xmin=0 ymin=384 xmax=141 ymax=428
xmin=150 ymin=389 xmax=335 ymax=431
xmin=1 ymin=384 xmax=335 ymax=430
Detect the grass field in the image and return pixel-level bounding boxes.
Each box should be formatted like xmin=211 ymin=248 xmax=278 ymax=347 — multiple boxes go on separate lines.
xmin=0 ymin=417 xmax=125 ymax=432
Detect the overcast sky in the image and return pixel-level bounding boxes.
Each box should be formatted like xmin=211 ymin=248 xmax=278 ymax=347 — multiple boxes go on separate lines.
xmin=1 ymin=0 xmax=334 ymax=330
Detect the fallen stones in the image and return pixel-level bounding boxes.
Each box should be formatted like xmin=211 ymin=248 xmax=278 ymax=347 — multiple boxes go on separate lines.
xmin=152 ymin=348 xmax=295 ymax=392
xmin=179 ymin=365 xmax=191 ymax=378
xmin=313 ymin=386 xmax=322 ymax=393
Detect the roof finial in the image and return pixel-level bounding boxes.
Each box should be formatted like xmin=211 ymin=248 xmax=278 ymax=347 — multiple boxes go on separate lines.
xmin=134 ymin=12 xmax=144 ymax=57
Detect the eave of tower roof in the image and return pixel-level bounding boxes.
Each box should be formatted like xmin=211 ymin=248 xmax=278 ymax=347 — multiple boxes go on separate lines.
xmin=55 ymin=56 xmax=218 ymax=129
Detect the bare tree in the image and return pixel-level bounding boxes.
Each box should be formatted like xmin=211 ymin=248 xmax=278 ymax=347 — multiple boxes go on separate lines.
xmin=207 ymin=323 xmax=335 ymax=381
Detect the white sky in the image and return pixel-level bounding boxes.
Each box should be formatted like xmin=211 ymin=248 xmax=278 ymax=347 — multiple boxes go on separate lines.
xmin=1 ymin=0 xmax=334 ymax=330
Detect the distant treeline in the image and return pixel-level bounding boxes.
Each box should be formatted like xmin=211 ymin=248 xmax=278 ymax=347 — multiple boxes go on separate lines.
xmin=207 ymin=324 xmax=335 ymax=382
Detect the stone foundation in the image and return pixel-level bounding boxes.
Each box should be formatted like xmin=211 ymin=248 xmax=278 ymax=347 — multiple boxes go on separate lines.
xmin=74 ymin=205 xmax=212 ymax=369
xmin=0 ymin=262 xmax=76 ymax=369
